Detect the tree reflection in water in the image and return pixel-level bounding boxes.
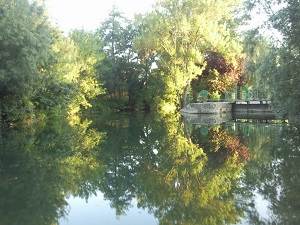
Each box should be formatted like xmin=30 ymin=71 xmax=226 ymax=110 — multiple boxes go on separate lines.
xmin=0 ymin=116 xmax=105 ymax=225
xmin=94 ymin=113 xmax=247 ymax=225
xmin=0 ymin=113 xmax=299 ymax=225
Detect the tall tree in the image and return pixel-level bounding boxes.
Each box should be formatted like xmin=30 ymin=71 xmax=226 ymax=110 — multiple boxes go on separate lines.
xmin=269 ymin=0 xmax=300 ymax=120
xmin=135 ymin=0 xmax=243 ymax=109
xmin=0 ymin=0 xmax=53 ymax=122
xmin=244 ymin=0 xmax=300 ymax=120
xmin=33 ymin=29 xmax=105 ymax=117
xmin=97 ymin=7 xmax=143 ymax=110
xmin=34 ymin=31 xmax=78 ymax=116
xmin=69 ymin=29 xmax=105 ymax=113
xmin=242 ymin=30 xmax=271 ymax=91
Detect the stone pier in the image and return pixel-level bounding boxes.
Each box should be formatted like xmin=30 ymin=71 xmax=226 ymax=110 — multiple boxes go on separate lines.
xmin=180 ymin=102 xmax=233 ymax=114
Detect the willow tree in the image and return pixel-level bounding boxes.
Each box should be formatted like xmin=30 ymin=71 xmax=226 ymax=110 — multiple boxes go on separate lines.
xmin=135 ymin=0 xmax=243 ymax=109
xmin=242 ymin=30 xmax=272 ymax=94
xmin=267 ymin=0 xmax=300 ymax=120
xmin=243 ymin=0 xmax=300 ymax=120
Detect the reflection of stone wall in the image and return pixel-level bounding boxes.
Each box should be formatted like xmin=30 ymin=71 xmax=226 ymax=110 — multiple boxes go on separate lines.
xmin=180 ymin=102 xmax=233 ymax=114
xmin=181 ymin=112 xmax=232 ymax=125
xmin=233 ymin=103 xmax=272 ymax=113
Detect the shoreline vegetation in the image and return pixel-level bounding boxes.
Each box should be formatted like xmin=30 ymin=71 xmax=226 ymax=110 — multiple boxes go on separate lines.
xmin=1 ymin=0 xmax=299 ymax=126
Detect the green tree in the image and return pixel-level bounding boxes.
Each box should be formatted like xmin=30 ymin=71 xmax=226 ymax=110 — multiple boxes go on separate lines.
xmin=243 ymin=0 xmax=300 ymax=120
xmin=269 ymin=0 xmax=300 ymax=120
xmin=33 ymin=30 xmax=77 ymax=117
xmin=0 ymin=0 xmax=53 ymax=122
xmin=69 ymin=29 xmax=105 ymax=113
xmin=37 ymin=29 xmax=104 ymax=116
xmin=242 ymin=29 xmax=272 ymax=97
xmin=191 ymin=51 xmax=245 ymax=101
xmin=135 ymin=0 xmax=243 ymax=109
xmin=97 ymin=7 xmax=143 ymax=110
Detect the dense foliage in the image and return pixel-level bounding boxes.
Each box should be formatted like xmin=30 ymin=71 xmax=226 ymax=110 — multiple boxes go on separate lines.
xmin=242 ymin=0 xmax=300 ymax=121
xmin=1 ymin=1 xmax=299 ymax=224
xmin=135 ymin=0 xmax=243 ymax=109
xmin=0 ymin=0 xmax=299 ymax=123
xmin=0 ymin=0 xmax=104 ymax=124
xmin=0 ymin=0 xmax=53 ymax=122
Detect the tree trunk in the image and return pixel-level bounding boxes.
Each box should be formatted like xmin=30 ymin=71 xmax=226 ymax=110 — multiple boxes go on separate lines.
xmin=182 ymin=83 xmax=190 ymax=108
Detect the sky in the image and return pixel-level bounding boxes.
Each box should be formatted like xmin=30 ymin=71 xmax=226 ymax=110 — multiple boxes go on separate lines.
xmin=45 ymin=0 xmax=157 ymax=33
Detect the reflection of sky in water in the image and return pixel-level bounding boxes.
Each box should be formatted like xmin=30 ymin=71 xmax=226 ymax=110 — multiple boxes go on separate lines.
xmin=254 ymin=192 xmax=271 ymax=219
xmin=238 ymin=191 xmax=272 ymax=225
xmin=59 ymin=190 xmax=272 ymax=225
xmin=59 ymin=192 xmax=158 ymax=225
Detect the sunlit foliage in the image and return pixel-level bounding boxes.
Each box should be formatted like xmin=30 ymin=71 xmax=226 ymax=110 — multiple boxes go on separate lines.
xmin=33 ymin=29 xmax=105 ymax=117
xmin=191 ymin=51 xmax=246 ymax=100
xmin=0 ymin=1 xmax=104 ymax=124
xmin=135 ymin=0 xmax=243 ymax=109
xmin=68 ymin=29 xmax=105 ymax=114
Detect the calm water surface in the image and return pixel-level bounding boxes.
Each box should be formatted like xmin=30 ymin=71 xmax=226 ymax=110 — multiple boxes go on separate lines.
xmin=0 ymin=113 xmax=299 ymax=225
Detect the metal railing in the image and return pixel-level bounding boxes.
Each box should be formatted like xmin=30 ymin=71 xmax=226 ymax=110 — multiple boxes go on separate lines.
xmin=189 ymin=89 xmax=271 ymax=103
xmin=224 ymin=90 xmax=270 ymax=102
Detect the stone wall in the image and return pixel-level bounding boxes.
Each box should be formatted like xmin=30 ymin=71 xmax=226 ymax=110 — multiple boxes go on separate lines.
xmin=180 ymin=102 xmax=233 ymax=114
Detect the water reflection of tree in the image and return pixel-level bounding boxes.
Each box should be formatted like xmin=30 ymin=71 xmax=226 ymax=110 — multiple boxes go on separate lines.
xmin=94 ymin=113 xmax=249 ymax=224
xmin=0 ymin=116 xmax=105 ymax=225
xmin=190 ymin=125 xmax=250 ymax=167
xmin=3 ymin=113 xmax=296 ymax=225
xmin=239 ymin=124 xmax=300 ymax=225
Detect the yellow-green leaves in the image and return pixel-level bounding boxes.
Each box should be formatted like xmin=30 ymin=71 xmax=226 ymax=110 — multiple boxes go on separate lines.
xmin=48 ymin=30 xmax=105 ymax=115
xmin=135 ymin=0 xmax=243 ymax=109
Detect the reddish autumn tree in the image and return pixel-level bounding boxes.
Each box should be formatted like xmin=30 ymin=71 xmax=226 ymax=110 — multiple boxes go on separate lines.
xmin=191 ymin=51 xmax=246 ymax=102
xmin=191 ymin=127 xmax=250 ymax=167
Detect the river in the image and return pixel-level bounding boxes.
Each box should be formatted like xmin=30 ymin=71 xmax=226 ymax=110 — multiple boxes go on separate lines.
xmin=0 ymin=112 xmax=299 ymax=225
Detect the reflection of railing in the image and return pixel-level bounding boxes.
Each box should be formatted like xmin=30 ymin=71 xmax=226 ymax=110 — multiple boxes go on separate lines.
xmin=222 ymin=121 xmax=287 ymax=137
